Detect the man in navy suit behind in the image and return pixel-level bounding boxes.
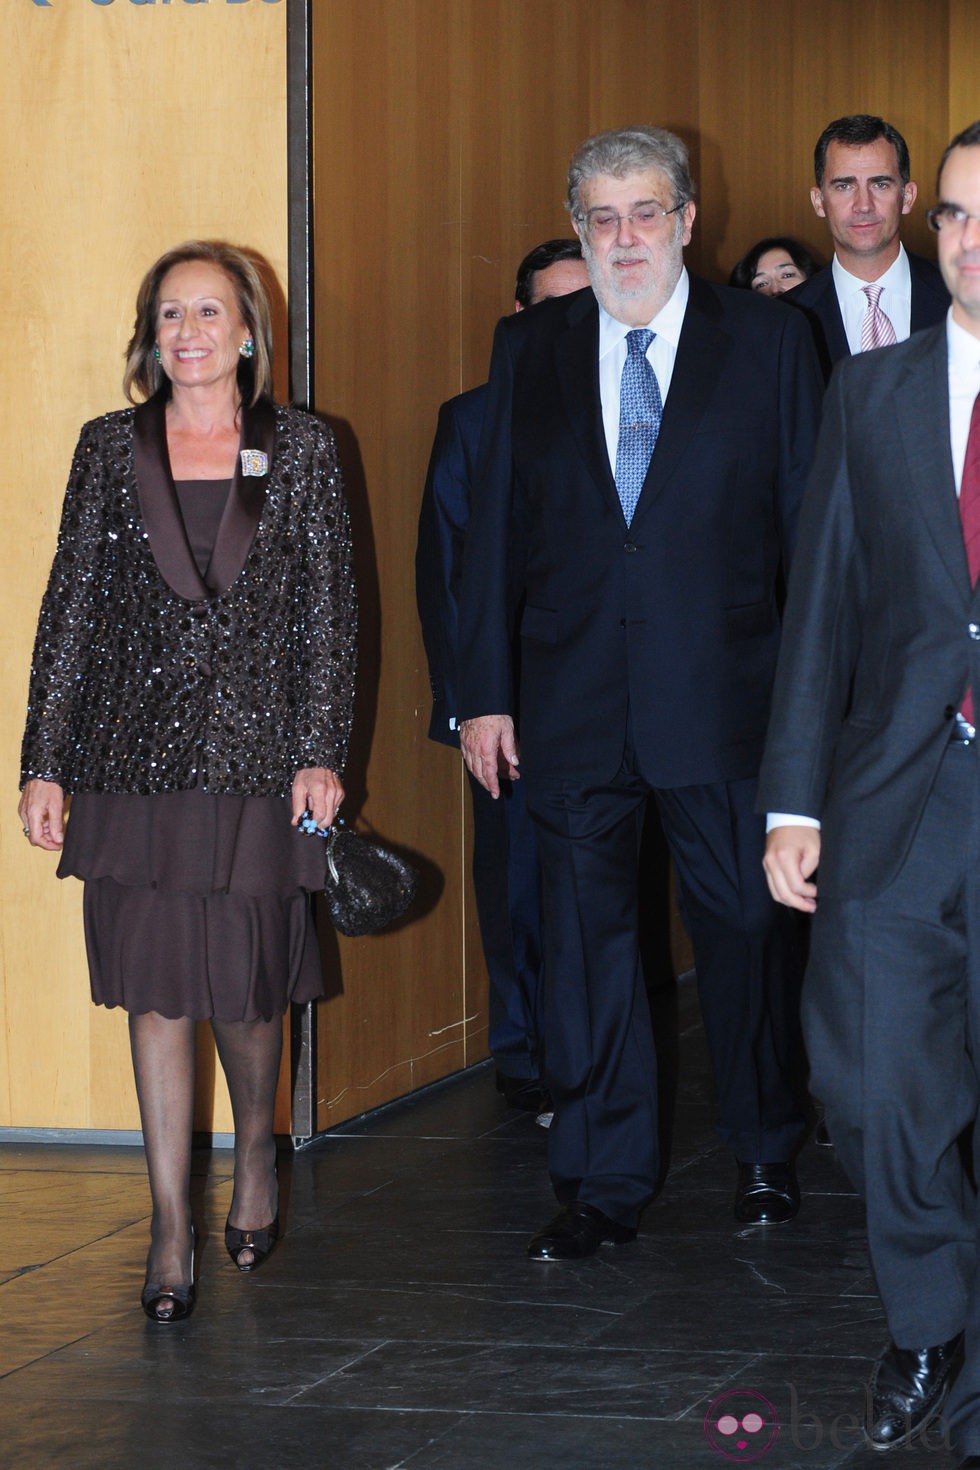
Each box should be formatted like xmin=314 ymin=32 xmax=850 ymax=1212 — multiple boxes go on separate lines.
xmin=788 ymin=113 xmax=948 ymax=378
xmin=457 ymin=125 xmax=824 ymax=1259
xmin=416 ymin=240 xmax=589 ymax=1118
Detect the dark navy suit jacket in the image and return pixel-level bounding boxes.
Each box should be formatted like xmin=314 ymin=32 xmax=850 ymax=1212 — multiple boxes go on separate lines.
xmin=786 ymin=249 xmax=949 ymax=380
xmin=415 ymin=385 xmax=487 ymax=747
xmin=457 ymin=278 xmax=824 ymax=790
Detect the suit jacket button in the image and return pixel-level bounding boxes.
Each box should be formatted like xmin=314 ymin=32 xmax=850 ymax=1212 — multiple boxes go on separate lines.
xmin=970 ymin=623 xmax=980 ymax=640
xmin=624 ymin=541 xmax=637 ymax=553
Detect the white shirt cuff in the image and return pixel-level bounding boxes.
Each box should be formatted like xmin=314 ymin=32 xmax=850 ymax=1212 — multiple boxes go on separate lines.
xmin=766 ymin=813 xmax=821 ymax=832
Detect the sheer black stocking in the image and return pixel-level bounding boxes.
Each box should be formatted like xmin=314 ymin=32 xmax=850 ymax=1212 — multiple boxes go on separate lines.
xmin=129 ymin=1011 xmax=196 ymax=1313
xmin=212 ymin=1015 xmax=282 ymax=1266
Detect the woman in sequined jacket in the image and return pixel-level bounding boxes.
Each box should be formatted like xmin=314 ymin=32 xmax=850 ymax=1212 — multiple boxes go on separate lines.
xmin=18 ymin=241 xmax=357 ymax=1323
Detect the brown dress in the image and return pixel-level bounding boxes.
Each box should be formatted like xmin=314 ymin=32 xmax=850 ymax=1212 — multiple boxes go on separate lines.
xmin=57 ymin=482 xmax=328 ymax=1022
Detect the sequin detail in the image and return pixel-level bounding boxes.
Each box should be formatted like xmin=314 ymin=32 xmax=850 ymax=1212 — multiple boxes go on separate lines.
xmin=21 ymin=405 xmax=358 ymax=796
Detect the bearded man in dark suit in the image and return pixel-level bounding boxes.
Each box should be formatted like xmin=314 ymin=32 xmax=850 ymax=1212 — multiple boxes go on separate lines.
xmin=761 ymin=122 xmax=980 ymax=1467
xmin=457 ymin=125 xmax=823 ymax=1260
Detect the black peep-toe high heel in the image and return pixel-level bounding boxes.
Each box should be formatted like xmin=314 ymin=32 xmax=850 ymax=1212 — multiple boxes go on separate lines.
xmin=224 ymin=1214 xmax=279 ymax=1273
xmin=141 ymin=1232 xmax=196 ymax=1323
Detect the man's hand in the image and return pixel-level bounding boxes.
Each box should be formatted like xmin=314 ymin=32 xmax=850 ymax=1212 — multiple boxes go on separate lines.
xmin=459 ymin=715 xmax=519 ymax=799
xmin=763 ymin=825 xmax=821 ymax=912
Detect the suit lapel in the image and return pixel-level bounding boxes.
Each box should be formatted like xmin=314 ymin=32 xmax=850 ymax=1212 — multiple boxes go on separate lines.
xmin=133 ymin=393 xmax=209 ymax=600
xmin=554 ymin=295 xmax=621 ymax=513
xmin=206 ymin=396 xmax=275 ymax=593
xmin=631 ymin=279 xmax=729 ymax=520
xmin=895 ymin=325 xmax=968 ymax=597
xmin=553 ymin=284 xmax=734 ymax=524
xmin=133 ymin=393 xmax=273 ymax=599
xmin=811 ymin=270 xmax=849 ymax=362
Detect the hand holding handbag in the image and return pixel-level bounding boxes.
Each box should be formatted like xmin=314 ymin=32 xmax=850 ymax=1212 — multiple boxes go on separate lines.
xmin=300 ymin=814 xmax=417 ymax=936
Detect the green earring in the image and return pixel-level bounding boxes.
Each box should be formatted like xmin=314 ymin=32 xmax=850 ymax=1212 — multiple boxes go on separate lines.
xmin=240 ymin=338 xmax=254 ymax=360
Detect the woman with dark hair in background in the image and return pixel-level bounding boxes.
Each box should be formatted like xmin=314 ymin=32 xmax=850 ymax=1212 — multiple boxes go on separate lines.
xmin=729 ymin=236 xmax=821 ymax=296
xmin=18 ymin=240 xmax=357 ymax=1322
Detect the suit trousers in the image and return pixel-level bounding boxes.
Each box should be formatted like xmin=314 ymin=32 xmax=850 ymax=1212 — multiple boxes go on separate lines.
xmin=524 ymin=749 xmax=806 ymax=1228
xmin=467 ymin=769 xmax=544 ymax=1080
xmin=804 ymin=740 xmax=980 ymax=1449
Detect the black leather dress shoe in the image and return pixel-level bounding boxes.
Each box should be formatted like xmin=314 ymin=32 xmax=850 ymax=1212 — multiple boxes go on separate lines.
xmin=731 ymin=1158 xmax=799 ymax=1217
xmin=495 ymin=1070 xmax=553 ymax=1114
xmin=865 ymin=1334 xmax=964 ymax=1451
xmin=527 ymin=1201 xmax=637 ymax=1260
xmin=734 ymin=1161 xmax=800 ymax=1224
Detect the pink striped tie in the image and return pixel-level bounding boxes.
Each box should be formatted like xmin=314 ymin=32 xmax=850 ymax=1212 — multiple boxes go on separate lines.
xmin=960 ymin=390 xmax=980 ymax=725
xmin=860 ymin=284 xmax=897 ymax=351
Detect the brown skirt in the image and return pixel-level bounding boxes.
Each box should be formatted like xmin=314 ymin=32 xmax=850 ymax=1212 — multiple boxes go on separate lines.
xmin=59 ymin=791 xmax=328 ymax=1022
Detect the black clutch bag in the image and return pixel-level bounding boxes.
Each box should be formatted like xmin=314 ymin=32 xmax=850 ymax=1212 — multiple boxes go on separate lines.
xmin=316 ymin=821 xmax=418 ymax=936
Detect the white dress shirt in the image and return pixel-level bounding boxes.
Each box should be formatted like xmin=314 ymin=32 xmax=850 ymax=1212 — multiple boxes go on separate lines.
xmin=597 ymin=270 xmax=690 ymax=470
xmin=768 ymin=308 xmax=979 ymax=831
xmin=833 ymin=245 xmax=912 ymax=354
xmin=948 ymin=309 xmax=980 ymax=492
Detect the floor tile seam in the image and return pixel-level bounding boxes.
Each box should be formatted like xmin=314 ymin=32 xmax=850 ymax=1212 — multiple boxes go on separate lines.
xmin=278 ymin=1336 xmax=394 ymax=1400
xmin=257 ymin=1337 xmax=766 ymax=1363
xmin=0 ymin=1222 xmax=152 ymax=1281
xmin=390 ymin=1410 xmax=476 ymax=1469
xmin=249 ymin=1285 xmax=631 ymax=1316
xmin=271 ymin=1398 xmax=693 ymax=1424
xmin=324 ymin=1129 xmax=517 ymax=1143
xmin=0 ymin=1325 xmax=116 ymax=1382
xmin=244 ymin=1279 xmax=660 ymax=1300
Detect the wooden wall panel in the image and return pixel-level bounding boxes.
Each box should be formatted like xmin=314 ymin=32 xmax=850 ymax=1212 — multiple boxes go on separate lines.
xmin=310 ymin=0 xmax=701 ymax=1128
xmin=699 ymin=0 xmax=949 ymax=281
xmin=310 ymin=0 xmax=472 ymax=1127
xmin=0 ymin=2 xmax=289 ymax=1132
xmin=4 ymin=0 xmax=971 ymax=1139
xmin=949 ymin=1 xmax=980 ymax=141
xmin=310 ymin=0 xmax=969 ymax=1131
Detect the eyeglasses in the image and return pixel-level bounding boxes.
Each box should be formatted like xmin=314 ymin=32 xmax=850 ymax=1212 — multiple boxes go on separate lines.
xmin=927 ymin=203 xmax=980 ymax=233
xmin=578 ymin=201 xmax=687 ymax=239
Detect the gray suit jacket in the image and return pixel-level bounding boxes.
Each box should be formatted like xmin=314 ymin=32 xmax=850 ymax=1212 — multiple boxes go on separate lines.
xmin=757 ymin=322 xmax=979 ymax=898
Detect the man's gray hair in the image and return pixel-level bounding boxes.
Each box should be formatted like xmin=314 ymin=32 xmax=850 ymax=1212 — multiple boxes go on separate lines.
xmin=566 ymin=125 xmax=695 ymax=219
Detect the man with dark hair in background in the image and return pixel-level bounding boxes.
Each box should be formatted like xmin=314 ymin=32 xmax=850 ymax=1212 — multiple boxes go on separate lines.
xmin=788 ymin=112 xmax=948 ymax=378
xmin=416 ymin=239 xmax=589 ymax=1121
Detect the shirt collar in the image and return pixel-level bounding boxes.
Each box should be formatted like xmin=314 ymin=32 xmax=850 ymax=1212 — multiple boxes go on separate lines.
xmin=947 ymin=307 xmax=980 ymax=379
xmin=598 ymin=268 xmax=689 ymax=360
xmin=831 ymin=242 xmax=911 ymax=300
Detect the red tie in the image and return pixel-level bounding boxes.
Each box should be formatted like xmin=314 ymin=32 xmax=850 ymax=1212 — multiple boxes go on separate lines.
xmin=959 ymin=390 xmax=980 ymax=725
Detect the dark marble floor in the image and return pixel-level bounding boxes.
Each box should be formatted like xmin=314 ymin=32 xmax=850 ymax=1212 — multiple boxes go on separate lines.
xmin=0 ymin=980 xmax=958 ymax=1470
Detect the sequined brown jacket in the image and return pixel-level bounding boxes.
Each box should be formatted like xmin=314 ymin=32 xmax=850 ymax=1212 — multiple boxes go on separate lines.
xmin=21 ymin=395 xmax=357 ymax=795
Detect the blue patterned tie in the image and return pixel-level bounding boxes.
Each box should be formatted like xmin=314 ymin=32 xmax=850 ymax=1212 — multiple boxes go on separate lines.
xmin=614 ymin=328 xmax=662 ymax=525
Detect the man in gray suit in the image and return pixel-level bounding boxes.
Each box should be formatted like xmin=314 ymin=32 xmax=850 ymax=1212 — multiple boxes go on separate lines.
xmin=788 ymin=113 xmax=948 ymax=378
xmin=760 ymin=123 xmax=980 ymax=1466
